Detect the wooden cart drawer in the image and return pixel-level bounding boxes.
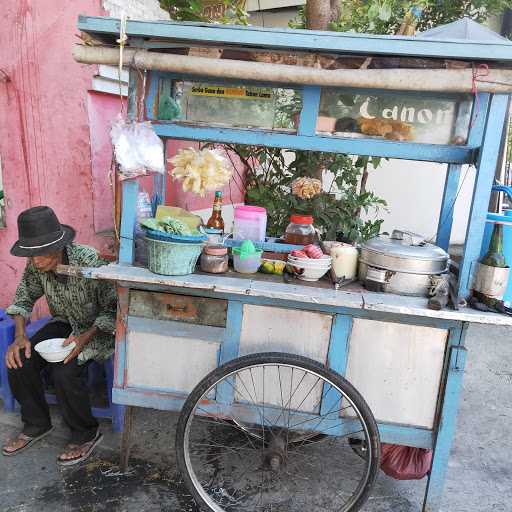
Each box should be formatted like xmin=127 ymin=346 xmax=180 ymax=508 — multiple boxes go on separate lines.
xmin=129 ymin=290 xmax=227 ymax=328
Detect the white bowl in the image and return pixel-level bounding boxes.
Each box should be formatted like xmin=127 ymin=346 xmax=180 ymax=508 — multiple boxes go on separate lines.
xmin=288 ymin=258 xmax=332 ymax=281
xmin=288 ymin=263 xmax=332 ymax=272
xmin=288 ymin=255 xmax=332 ymax=266
xmin=296 ymin=266 xmax=331 ymax=281
xmin=34 ymin=338 xmax=76 ymax=363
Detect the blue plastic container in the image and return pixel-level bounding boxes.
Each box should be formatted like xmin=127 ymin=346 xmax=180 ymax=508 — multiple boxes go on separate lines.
xmin=481 ymin=186 xmax=512 ymax=306
xmin=0 ymin=309 xmax=15 ymax=411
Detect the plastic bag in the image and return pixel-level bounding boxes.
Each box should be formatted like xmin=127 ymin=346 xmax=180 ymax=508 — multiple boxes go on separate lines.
xmin=380 ymin=443 xmax=432 ymax=480
xmin=111 ymin=118 xmax=165 ymax=179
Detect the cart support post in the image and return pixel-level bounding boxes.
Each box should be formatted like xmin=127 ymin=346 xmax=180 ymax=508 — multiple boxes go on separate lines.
xmin=458 ymin=94 xmax=510 ymax=299
xmin=216 ymin=301 xmax=243 ymax=405
xmin=298 ymin=85 xmax=321 ymax=136
xmin=436 ymin=164 xmax=461 ymax=251
xmin=423 ymin=341 xmax=468 ymax=512
xmin=320 ymin=315 xmax=352 ymax=419
xmin=120 ymin=405 xmax=135 ymax=473
xmin=119 ymin=180 xmax=139 ymax=264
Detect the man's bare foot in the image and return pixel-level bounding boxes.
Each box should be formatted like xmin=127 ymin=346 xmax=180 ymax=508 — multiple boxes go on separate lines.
xmin=2 ymin=427 xmax=54 ymax=456
xmin=57 ymin=431 xmax=103 ymax=466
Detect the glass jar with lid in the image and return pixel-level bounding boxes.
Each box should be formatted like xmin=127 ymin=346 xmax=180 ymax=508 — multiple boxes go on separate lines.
xmin=284 ymin=215 xmax=316 ymax=246
xmin=200 ymin=245 xmax=229 ymax=274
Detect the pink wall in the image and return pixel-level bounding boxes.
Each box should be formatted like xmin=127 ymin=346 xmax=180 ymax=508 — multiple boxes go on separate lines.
xmin=0 ymin=2 xmax=248 ymax=316
xmin=88 ymin=92 xmax=127 ymax=234
xmin=165 ymin=140 xmax=246 ymax=212
xmin=0 ymin=1 xmax=112 ymax=314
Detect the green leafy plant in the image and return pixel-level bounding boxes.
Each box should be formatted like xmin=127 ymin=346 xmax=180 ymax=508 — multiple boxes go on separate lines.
xmin=292 ymin=1 xmax=510 ymax=34
xmin=159 ymin=0 xmax=249 ymax=24
xmin=218 ymin=144 xmax=386 ymax=242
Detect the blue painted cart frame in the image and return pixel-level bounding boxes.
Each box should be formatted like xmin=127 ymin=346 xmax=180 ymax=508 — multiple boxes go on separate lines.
xmin=77 ymin=16 xmax=512 ymax=512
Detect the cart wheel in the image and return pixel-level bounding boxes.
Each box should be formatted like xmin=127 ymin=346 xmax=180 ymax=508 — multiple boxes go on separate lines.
xmin=176 ymin=352 xmax=380 ymax=512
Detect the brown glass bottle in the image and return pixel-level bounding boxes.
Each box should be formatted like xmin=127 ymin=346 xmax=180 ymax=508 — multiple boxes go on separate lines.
xmin=206 ymin=191 xmax=224 ymax=232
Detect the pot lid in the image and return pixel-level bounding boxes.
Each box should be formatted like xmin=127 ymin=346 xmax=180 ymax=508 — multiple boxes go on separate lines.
xmin=363 ymin=230 xmax=448 ymax=261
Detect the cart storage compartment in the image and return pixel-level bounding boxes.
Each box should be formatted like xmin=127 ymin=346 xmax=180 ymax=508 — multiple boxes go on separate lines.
xmin=125 ymin=316 xmax=222 ymax=393
xmin=129 ymin=290 xmax=227 ymax=327
xmin=345 ymin=318 xmax=447 ymax=429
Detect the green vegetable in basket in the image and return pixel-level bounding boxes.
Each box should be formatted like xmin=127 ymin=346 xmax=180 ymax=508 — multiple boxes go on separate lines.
xmin=140 ymin=216 xmax=191 ymax=236
xmin=159 ymin=216 xmax=191 ymax=235
xmin=140 ymin=218 xmax=160 ymax=231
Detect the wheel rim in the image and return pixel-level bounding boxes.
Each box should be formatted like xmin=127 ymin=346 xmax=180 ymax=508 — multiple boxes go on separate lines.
xmin=181 ymin=362 xmax=377 ymax=512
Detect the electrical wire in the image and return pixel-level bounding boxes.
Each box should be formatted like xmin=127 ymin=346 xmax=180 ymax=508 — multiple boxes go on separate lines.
xmin=426 ymin=164 xmax=471 ymax=244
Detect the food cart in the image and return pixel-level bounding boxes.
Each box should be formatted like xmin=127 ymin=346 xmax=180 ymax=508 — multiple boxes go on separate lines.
xmin=73 ymin=16 xmax=512 ymax=512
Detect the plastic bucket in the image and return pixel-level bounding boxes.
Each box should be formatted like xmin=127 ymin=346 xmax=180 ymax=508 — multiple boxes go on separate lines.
xmin=233 ymin=205 xmax=267 ymax=242
xmin=146 ymin=237 xmax=203 ymax=276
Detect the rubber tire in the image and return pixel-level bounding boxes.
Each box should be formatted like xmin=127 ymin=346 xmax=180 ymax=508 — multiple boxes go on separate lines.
xmin=176 ymin=352 xmax=381 ymax=512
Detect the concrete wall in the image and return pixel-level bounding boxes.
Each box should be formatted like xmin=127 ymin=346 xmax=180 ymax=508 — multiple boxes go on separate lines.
xmin=363 ymin=162 xmax=475 ymax=245
xmin=0 ymin=0 xmax=171 ymax=313
xmin=0 ymin=1 xmax=109 ymax=315
xmin=102 ymin=0 xmax=170 ymax=20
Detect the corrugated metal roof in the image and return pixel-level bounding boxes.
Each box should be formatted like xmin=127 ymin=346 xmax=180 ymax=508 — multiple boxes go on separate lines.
xmin=418 ymin=17 xmax=511 ymax=43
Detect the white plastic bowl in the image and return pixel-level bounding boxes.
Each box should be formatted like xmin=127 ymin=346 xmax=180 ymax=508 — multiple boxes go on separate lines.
xmin=233 ymin=252 xmax=262 ymax=274
xmin=296 ymin=266 xmax=331 ymax=281
xmin=288 ymin=258 xmax=332 ymax=281
xmin=34 ymin=338 xmax=76 ymax=363
xmin=288 ymin=255 xmax=332 ymax=267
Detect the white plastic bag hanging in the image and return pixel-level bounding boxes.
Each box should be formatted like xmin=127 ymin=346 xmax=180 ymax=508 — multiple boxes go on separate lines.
xmin=111 ymin=117 xmax=165 ymax=179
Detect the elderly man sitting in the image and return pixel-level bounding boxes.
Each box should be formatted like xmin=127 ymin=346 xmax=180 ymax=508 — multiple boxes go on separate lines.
xmin=2 ymin=206 xmax=116 ymax=465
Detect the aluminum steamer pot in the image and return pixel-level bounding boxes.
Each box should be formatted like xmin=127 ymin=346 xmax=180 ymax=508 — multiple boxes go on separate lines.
xmin=359 ymin=230 xmax=449 ymax=296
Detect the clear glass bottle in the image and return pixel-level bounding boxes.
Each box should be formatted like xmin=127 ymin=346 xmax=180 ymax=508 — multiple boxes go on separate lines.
xmin=284 ymin=215 xmax=316 ymax=246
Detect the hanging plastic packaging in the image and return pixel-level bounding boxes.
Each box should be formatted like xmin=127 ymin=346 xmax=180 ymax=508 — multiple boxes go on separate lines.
xmin=111 ymin=117 xmax=165 ymax=179
xmin=134 ymin=191 xmax=153 ymax=265
xmin=380 ymin=443 xmax=432 ymax=480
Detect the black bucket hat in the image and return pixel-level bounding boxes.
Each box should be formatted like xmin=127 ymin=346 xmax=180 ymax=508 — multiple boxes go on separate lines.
xmin=10 ymin=206 xmax=76 ymax=257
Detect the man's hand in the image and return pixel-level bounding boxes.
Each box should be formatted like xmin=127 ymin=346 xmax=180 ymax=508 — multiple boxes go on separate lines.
xmin=63 ymin=327 xmax=97 ymax=364
xmin=5 ymin=334 xmax=31 ymax=369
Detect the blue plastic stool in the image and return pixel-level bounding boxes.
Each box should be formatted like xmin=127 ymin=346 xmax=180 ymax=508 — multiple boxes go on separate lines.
xmin=2 ymin=316 xmax=124 ymax=432
xmin=0 ymin=309 xmax=16 ymax=412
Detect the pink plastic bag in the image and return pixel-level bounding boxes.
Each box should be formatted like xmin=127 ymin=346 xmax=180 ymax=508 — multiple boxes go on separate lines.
xmin=380 ymin=443 xmax=432 ymax=480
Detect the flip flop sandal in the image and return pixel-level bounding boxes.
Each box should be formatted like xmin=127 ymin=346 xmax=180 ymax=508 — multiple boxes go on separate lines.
xmin=2 ymin=426 xmax=54 ymax=457
xmin=57 ymin=431 xmax=103 ymax=467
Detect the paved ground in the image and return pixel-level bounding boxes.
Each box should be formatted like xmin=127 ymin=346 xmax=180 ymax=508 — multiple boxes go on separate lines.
xmin=0 ymin=323 xmax=511 ymax=512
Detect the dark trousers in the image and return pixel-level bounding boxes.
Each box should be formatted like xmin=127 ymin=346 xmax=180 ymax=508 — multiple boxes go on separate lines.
xmin=8 ymin=322 xmax=98 ymax=444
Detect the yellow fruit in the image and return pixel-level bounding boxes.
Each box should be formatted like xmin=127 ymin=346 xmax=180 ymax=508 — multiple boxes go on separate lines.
xmin=261 ymin=261 xmax=275 ymax=274
xmin=273 ymin=262 xmax=286 ymax=274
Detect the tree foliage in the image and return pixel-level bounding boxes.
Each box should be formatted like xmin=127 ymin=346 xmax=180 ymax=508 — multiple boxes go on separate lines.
xmin=159 ymin=0 xmax=248 ymax=24
xmin=293 ymin=1 xmax=510 ymax=34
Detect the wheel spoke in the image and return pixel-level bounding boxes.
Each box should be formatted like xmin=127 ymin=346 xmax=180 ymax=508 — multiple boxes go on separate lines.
xmin=178 ymin=357 xmax=380 ymax=512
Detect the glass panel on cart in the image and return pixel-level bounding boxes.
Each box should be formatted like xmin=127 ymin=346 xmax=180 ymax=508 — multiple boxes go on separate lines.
xmin=319 ymin=89 xmax=473 ymax=145
xmin=157 ymin=77 xmax=302 ymax=132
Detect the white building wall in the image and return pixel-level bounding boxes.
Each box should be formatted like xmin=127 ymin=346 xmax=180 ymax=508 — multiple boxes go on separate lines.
xmin=363 ymin=161 xmax=475 ymax=245
xmin=102 ymin=0 xmax=170 ymax=20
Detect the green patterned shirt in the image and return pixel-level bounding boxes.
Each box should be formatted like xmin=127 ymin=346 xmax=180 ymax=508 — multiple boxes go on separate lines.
xmin=7 ymin=244 xmax=116 ymax=364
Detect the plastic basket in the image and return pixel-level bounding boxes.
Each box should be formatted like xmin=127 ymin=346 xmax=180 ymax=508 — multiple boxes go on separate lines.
xmin=146 ymin=237 xmax=203 ymax=276
xmin=145 ymin=228 xmax=208 ymax=244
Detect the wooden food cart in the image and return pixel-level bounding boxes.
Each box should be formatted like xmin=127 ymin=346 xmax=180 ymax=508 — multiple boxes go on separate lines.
xmin=74 ymin=16 xmax=512 ymax=512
